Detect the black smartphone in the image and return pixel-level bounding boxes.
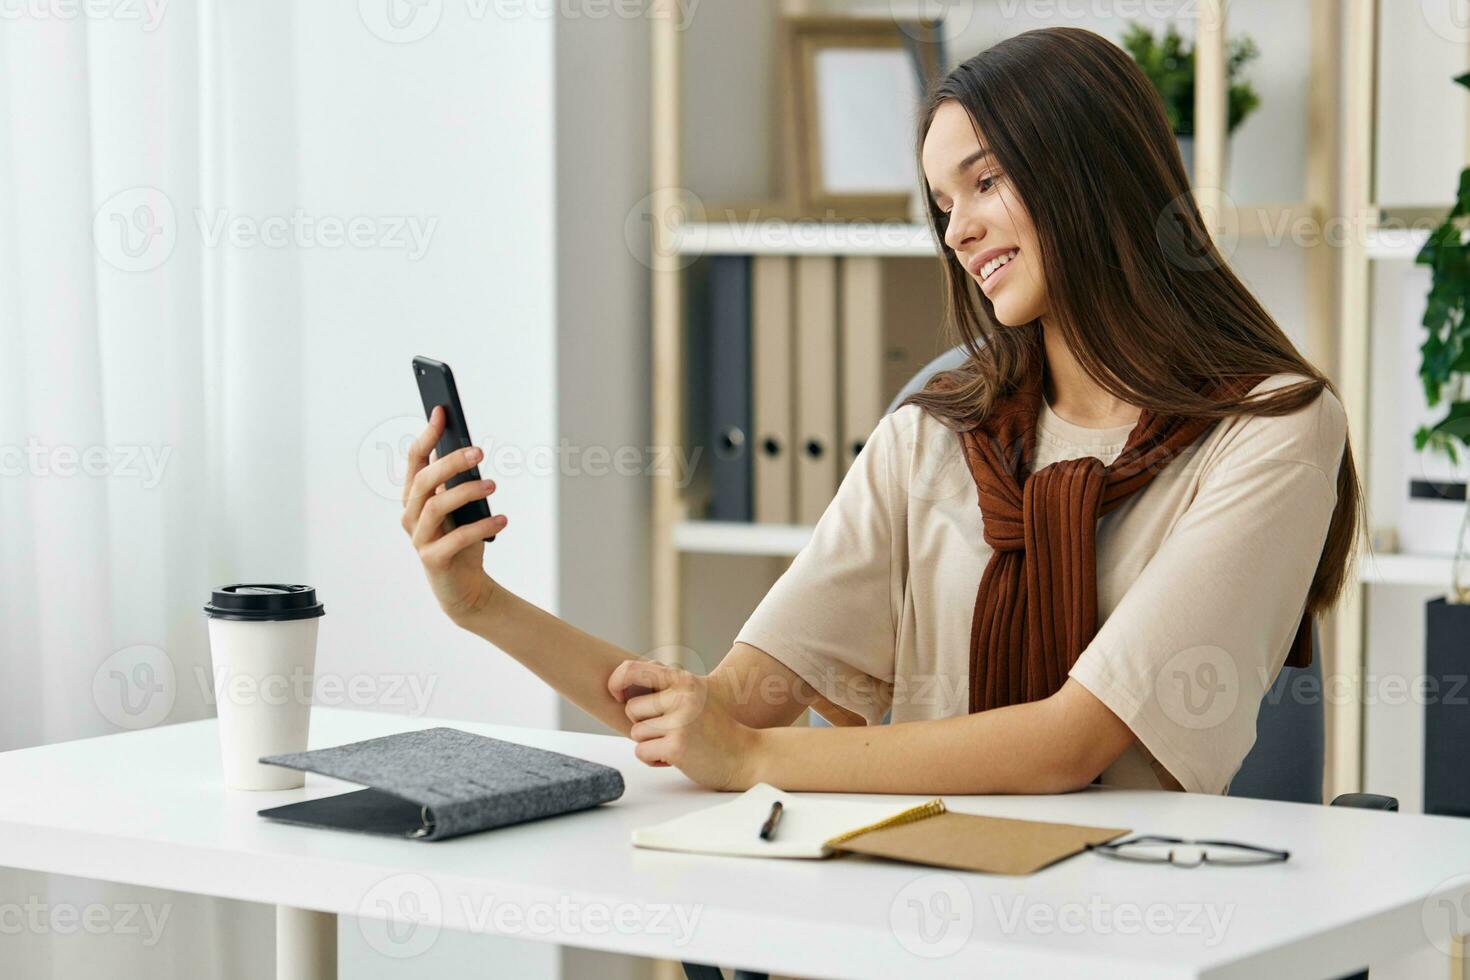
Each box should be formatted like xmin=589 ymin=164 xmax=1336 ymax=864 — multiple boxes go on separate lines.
xmin=412 ymin=355 xmax=495 ymax=542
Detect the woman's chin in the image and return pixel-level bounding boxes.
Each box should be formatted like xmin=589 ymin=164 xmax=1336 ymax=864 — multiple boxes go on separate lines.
xmin=990 ymin=301 xmax=1033 ymax=327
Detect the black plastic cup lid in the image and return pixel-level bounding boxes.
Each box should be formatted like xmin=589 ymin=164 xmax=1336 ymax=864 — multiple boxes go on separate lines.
xmin=204 ymin=584 xmax=325 ymax=622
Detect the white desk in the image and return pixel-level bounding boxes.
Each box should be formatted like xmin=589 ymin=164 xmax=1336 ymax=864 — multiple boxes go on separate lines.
xmin=1 ymin=707 xmax=1467 ymax=979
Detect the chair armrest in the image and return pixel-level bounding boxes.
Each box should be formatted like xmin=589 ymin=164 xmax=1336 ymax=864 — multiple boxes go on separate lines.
xmin=1329 ymin=792 xmax=1399 ymax=811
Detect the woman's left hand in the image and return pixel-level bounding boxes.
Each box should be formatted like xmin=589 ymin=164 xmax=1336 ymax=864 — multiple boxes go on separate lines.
xmin=608 ymin=659 xmax=762 ymax=791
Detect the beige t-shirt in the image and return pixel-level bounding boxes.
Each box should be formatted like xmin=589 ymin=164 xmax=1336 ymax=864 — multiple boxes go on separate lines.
xmin=735 ymin=372 xmax=1346 ymax=795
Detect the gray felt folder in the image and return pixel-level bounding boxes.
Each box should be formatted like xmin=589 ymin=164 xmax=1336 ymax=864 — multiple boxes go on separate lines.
xmin=256 ymin=727 xmax=625 ymax=842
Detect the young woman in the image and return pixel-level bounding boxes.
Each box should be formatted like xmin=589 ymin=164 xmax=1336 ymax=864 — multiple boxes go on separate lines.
xmin=399 ymin=27 xmax=1359 ymax=797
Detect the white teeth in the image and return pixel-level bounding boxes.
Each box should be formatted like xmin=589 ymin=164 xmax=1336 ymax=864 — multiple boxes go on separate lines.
xmin=980 ymin=249 xmax=1018 ymax=281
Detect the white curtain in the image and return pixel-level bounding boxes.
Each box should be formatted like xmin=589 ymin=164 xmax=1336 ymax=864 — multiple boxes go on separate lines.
xmin=0 ymin=4 xmax=291 ymax=976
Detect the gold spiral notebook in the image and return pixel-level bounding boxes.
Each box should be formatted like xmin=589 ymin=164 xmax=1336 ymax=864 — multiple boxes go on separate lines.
xmin=632 ymin=783 xmax=1128 ymax=876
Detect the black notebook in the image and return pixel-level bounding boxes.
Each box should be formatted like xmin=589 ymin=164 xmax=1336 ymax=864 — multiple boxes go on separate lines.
xmin=256 ymin=727 xmax=625 ymax=842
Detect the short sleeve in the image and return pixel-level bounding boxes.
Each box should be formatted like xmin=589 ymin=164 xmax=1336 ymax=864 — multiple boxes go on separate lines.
xmin=733 ymin=412 xmax=906 ymax=725
xmin=1068 ymin=385 xmax=1347 ymax=794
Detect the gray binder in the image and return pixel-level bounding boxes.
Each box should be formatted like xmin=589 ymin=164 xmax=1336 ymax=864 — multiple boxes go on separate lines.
xmin=256 ymin=727 xmax=625 ymax=842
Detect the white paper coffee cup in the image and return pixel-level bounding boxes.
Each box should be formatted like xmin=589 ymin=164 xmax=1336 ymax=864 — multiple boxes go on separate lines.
xmin=204 ymin=584 xmax=325 ymax=790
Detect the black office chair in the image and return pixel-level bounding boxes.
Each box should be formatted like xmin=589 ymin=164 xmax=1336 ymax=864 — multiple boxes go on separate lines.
xmin=683 ymin=346 xmax=1395 ymax=980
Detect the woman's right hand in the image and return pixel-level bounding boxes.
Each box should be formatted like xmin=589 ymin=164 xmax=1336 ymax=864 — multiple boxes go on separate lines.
xmin=401 ymin=406 xmax=508 ymax=627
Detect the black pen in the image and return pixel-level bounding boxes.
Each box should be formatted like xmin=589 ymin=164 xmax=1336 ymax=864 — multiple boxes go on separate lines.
xmin=759 ymin=800 xmax=784 ymax=841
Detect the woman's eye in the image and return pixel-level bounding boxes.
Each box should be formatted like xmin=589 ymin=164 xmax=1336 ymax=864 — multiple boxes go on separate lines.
xmin=976 ymin=172 xmax=999 ymax=193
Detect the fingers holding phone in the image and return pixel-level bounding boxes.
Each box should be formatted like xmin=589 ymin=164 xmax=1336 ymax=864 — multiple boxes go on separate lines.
xmin=402 ymin=361 xmax=508 ymax=627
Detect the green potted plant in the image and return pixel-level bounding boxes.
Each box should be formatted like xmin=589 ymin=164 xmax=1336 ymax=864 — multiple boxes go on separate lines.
xmin=1121 ymin=22 xmax=1261 ymax=182
xmin=1414 ymin=75 xmax=1470 ymax=821
xmin=1413 ymin=72 xmax=1470 ymax=603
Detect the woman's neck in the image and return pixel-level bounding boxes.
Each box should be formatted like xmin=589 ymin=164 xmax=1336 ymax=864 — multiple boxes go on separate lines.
xmin=1040 ymin=322 xmax=1142 ymax=429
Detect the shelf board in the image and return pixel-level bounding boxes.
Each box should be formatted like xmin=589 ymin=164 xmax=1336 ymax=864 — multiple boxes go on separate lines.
xmin=674 ymin=220 xmax=935 ymax=257
xmin=1364 ymin=226 xmax=1429 ymax=261
xmin=1357 ymin=551 xmax=1458 ymax=588
xmin=672 ymin=520 xmax=813 ymax=556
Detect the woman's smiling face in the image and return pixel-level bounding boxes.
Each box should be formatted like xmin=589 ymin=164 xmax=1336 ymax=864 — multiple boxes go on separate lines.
xmin=920 ymin=99 xmax=1047 ymax=326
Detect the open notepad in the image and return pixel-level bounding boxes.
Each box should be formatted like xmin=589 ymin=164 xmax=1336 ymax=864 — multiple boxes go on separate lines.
xmin=633 ymin=783 xmax=1130 ymax=876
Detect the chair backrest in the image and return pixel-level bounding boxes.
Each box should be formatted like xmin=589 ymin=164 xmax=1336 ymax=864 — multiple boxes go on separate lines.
xmin=844 ymin=344 xmax=1325 ymax=803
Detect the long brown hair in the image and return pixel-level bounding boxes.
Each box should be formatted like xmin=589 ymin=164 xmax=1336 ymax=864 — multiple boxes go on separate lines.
xmin=903 ymin=26 xmax=1362 ymax=623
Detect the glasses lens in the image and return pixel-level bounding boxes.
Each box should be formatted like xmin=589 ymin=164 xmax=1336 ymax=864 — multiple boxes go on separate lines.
xmin=1202 ymin=844 xmax=1278 ymax=865
xmin=1113 ymin=841 xmax=1176 ymax=862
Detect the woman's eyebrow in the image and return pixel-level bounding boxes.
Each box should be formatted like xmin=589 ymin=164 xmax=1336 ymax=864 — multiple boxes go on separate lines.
xmin=951 ymin=147 xmax=991 ymax=177
xmin=929 ymin=147 xmax=992 ymax=204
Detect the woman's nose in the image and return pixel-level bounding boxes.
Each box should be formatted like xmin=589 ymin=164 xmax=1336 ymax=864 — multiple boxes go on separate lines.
xmin=944 ymin=211 xmax=979 ymax=253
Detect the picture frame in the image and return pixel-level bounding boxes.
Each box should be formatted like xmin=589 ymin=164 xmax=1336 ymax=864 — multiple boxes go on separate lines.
xmin=779 ymin=16 xmax=946 ymax=222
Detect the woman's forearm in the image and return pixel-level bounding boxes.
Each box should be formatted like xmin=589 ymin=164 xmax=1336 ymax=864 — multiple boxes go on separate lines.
xmin=744 ymin=679 xmax=1136 ymax=795
xmin=460 ymin=586 xmax=642 ymax=736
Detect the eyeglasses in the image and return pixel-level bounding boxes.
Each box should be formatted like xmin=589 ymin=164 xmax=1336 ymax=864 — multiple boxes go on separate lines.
xmin=1086 ymin=835 xmax=1289 ymax=867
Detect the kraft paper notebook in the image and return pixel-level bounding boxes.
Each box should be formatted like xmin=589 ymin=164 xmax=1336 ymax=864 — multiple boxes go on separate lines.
xmin=632 ymin=783 xmax=1128 ymax=876
xmin=256 ymin=727 xmax=625 ymax=842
